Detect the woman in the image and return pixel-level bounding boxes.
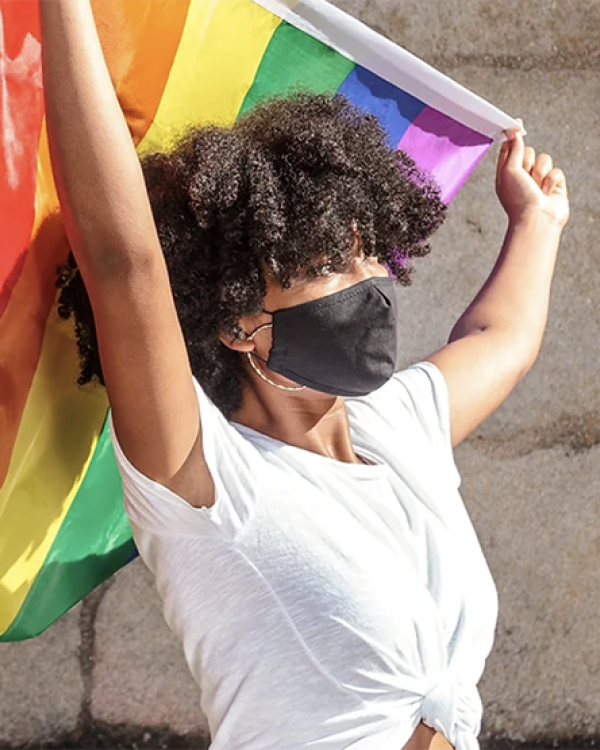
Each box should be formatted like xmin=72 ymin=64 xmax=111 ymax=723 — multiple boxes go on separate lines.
xmin=40 ymin=1 xmax=569 ymax=749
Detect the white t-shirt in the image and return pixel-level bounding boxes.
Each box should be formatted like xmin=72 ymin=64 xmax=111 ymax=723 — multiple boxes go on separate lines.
xmin=110 ymin=362 xmax=498 ymax=750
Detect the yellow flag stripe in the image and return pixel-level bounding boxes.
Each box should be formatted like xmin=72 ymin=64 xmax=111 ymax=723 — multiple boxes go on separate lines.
xmin=0 ymin=311 xmax=108 ymax=633
xmin=138 ymin=0 xmax=281 ymax=155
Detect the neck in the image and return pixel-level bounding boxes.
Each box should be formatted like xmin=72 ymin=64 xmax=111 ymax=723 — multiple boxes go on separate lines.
xmin=232 ymin=381 xmax=362 ymax=465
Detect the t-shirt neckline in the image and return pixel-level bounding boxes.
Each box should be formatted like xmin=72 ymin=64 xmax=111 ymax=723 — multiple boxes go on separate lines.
xmin=231 ymin=421 xmax=387 ymax=479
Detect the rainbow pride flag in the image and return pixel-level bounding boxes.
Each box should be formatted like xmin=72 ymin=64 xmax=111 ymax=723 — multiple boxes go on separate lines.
xmin=0 ymin=0 xmax=517 ymax=641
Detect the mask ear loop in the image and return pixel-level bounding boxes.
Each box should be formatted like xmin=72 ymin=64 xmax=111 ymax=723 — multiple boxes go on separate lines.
xmin=245 ymin=323 xmax=305 ymax=393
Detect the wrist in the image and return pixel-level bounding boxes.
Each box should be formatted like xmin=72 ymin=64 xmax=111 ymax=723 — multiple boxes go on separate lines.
xmin=507 ymin=207 xmax=565 ymax=235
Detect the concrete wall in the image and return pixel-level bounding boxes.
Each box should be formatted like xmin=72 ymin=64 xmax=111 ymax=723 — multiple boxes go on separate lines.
xmin=2 ymin=0 xmax=598 ymax=745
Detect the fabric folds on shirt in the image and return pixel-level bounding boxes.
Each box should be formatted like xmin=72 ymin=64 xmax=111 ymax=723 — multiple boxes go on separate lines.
xmin=109 ymin=362 xmax=498 ymax=750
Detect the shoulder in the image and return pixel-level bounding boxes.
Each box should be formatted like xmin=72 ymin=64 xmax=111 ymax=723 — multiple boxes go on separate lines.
xmin=109 ymin=378 xmax=261 ymax=538
xmin=348 ymin=362 xmax=451 ymax=436
xmin=346 ymin=362 xmax=452 ymax=468
xmin=347 ymin=362 xmax=459 ymax=487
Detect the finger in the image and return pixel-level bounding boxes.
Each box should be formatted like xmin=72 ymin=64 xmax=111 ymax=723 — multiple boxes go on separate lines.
xmin=523 ymin=146 xmax=536 ymax=174
xmin=542 ymin=167 xmax=566 ymax=196
xmin=503 ymin=126 xmax=520 ymax=141
xmin=514 ymin=118 xmax=528 ymax=137
xmin=531 ymin=153 xmax=553 ymax=185
xmin=505 ymin=129 xmax=526 ymax=170
xmin=497 ymin=138 xmax=511 ymax=173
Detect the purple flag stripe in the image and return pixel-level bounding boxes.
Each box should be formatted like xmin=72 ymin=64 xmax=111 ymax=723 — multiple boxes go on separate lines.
xmin=397 ymin=106 xmax=492 ymax=203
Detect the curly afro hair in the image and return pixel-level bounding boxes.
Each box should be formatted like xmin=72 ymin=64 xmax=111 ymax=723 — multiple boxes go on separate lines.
xmin=57 ymin=92 xmax=446 ymax=418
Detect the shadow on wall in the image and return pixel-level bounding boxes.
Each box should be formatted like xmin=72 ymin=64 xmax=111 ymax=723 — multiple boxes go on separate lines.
xmin=0 ymin=719 xmax=210 ymax=750
xmin=0 ymin=718 xmax=593 ymax=750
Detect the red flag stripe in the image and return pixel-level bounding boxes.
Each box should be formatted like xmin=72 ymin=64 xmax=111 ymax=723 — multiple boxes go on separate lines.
xmin=0 ymin=0 xmax=43 ymax=317
xmin=0 ymin=0 xmax=191 ymax=486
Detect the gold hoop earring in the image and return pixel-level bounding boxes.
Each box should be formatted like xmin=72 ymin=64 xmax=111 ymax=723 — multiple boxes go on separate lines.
xmin=246 ymin=352 xmax=305 ymax=392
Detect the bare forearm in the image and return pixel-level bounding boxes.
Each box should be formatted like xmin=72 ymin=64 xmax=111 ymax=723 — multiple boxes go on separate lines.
xmin=450 ymin=212 xmax=563 ymax=361
xmin=40 ymin=0 xmax=158 ymax=276
xmin=427 ymin=131 xmax=568 ymax=445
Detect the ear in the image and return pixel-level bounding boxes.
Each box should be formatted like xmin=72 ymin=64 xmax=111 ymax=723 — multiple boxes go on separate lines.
xmin=218 ymin=328 xmax=254 ymax=353
xmin=220 ymin=312 xmax=273 ymax=353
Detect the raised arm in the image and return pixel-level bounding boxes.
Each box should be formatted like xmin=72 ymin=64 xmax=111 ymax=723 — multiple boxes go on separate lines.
xmin=40 ymin=0 xmax=214 ymax=506
xmin=427 ymin=129 xmax=569 ymax=447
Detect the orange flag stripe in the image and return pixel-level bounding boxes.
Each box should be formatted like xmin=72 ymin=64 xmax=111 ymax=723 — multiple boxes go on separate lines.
xmin=91 ymin=0 xmax=192 ymax=147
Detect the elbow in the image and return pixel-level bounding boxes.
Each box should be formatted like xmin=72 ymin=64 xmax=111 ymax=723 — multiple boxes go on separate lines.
xmin=63 ymin=203 xmax=163 ymax=285
xmin=504 ymin=330 xmax=543 ymax=383
xmin=517 ymin=342 xmax=541 ymax=380
xmin=451 ymin=324 xmax=544 ymax=383
xmin=76 ymin=237 xmax=163 ymax=286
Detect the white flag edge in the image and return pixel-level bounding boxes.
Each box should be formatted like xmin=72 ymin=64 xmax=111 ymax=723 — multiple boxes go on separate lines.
xmin=249 ymin=0 xmax=522 ymax=141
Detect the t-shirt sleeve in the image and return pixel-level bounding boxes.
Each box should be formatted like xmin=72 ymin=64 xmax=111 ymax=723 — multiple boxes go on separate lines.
xmin=109 ymin=379 xmax=259 ymax=538
xmin=353 ymin=361 xmax=460 ymax=488
xmin=394 ymin=361 xmax=460 ymax=486
xmin=392 ymin=361 xmax=453 ymax=451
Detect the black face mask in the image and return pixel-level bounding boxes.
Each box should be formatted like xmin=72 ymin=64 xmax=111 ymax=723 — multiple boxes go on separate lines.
xmin=252 ymin=277 xmax=399 ymax=397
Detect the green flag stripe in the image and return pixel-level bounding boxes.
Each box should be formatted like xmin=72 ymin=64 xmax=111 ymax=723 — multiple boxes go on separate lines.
xmin=0 ymin=415 xmax=134 ymax=641
xmin=238 ymin=21 xmax=355 ymax=116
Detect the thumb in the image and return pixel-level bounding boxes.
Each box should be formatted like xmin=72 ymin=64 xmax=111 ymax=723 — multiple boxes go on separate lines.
xmin=496 ymin=137 xmax=511 ymax=175
xmin=505 ymin=130 xmax=525 ymax=171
